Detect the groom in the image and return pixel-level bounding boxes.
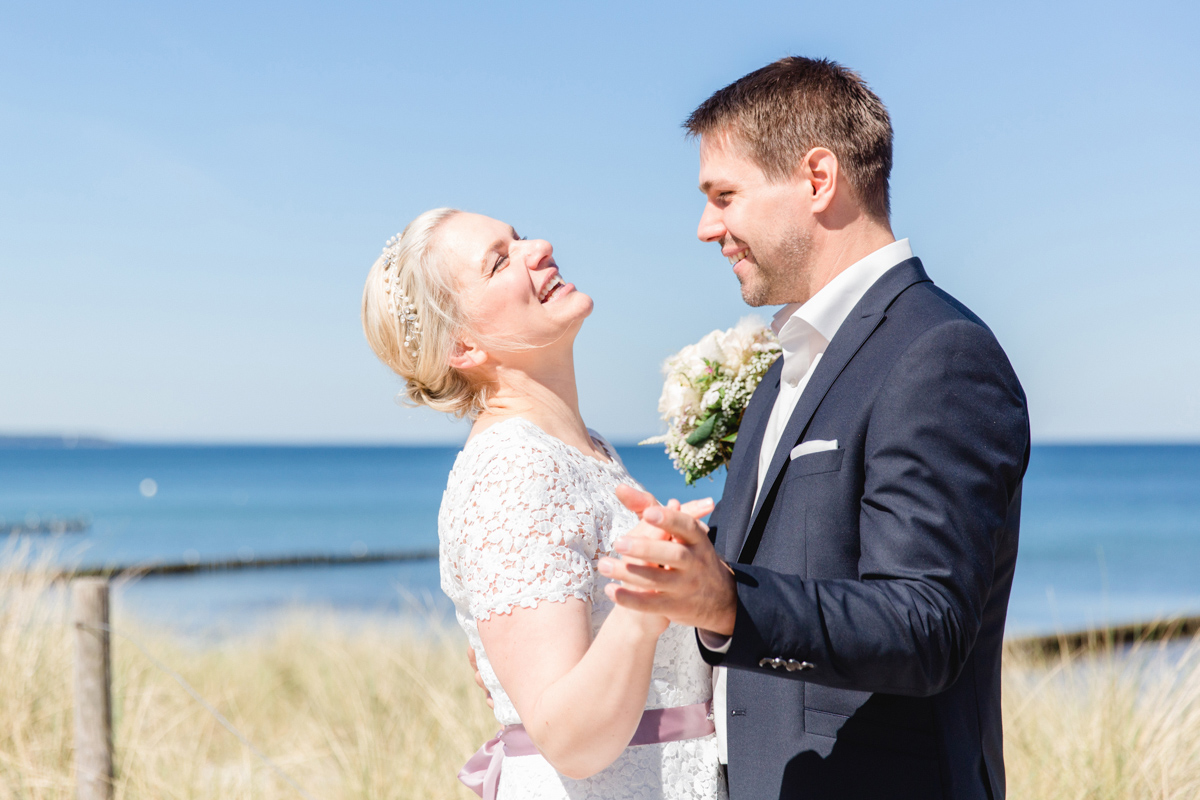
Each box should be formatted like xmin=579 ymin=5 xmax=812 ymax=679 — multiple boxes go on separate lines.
xmin=600 ymin=57 xmax=1030 ymax=799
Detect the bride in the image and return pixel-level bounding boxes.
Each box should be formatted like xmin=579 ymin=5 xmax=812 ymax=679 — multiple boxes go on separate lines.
xmin=362 ymin=208 xmax=725 ymax=800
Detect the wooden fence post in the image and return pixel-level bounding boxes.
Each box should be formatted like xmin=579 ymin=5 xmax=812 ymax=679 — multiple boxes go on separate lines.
xmin=73 ymin=578 xmax=113 ymax=800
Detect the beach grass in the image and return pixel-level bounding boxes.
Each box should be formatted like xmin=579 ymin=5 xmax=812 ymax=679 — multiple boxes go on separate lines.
xmin=1002 ymin=634 xmax=1200 ymax=799
xmin=4 ymin=550 xmax=1200 ymax=800
xmin=1 ymin=549 xmax=495 ymax=800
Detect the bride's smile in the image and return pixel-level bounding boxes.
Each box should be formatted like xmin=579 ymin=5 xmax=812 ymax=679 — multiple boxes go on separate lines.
xmin=438 ymin=212 xmax=593 ymax=355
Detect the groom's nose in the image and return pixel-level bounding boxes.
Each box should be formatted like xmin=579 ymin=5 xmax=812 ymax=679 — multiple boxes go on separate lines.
xmin=697 ymin=203 xmax=726 ymax=243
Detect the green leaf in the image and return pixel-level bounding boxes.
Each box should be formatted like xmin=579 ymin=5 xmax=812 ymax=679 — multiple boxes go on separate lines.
xmin=685 ymin=415 xmax=717 ymax=446
xmin=720 ymin=432 xmax=738 ymax=443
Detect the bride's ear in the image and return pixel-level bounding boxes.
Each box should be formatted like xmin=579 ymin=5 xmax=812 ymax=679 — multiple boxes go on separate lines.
xmin=448 ymin=338 xmax=487 ymax=371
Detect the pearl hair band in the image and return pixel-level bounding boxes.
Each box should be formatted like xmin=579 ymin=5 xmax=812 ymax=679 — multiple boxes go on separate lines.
xmin=381 ymin=233 xmax=421 ymax=358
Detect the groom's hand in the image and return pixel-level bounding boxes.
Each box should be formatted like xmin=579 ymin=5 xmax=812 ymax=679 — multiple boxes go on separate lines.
xmin=599 ymin=485 xmax=737 ymax=637
xmin=466 ymin=644 xmax=494 ymax=709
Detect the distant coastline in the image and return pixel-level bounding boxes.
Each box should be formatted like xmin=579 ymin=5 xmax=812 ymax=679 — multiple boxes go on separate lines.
xmin=0 ymin=435 xmax=116 ymax=449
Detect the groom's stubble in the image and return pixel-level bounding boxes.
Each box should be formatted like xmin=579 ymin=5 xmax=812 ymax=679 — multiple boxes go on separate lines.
xmin=731 ymin=222 xmax=815 ymax=308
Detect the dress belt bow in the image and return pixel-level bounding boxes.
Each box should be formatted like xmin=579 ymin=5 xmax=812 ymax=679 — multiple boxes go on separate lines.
xmin=458 ymin=700 xmax=715 ymax=799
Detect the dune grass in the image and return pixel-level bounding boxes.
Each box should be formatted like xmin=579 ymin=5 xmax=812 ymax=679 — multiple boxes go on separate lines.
xmin=1002 ymin=634 xmax=1200 ymax=799
xmin=1 ymin=549 xmax=495 ymax=800
xmin=4 ymin=548 xmax=1200 ymax=799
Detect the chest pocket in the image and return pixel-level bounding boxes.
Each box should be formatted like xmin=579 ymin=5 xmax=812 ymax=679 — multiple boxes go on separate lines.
xmin=785 ymin=447 xmax=844 ymax=478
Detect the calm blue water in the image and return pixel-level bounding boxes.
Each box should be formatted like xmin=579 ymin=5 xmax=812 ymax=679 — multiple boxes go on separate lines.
xmin=0 ymin=443 xmax=726 ymax=631
xmin=2 ymin=443 xmax=1198 ymax=636
xmin=1007 ymin=446 xmax=1200 ymax=634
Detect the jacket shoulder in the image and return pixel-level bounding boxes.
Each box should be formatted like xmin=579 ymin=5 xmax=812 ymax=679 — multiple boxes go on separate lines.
xmin=888 ymin=279 xmax=993 ymax=336
xmin=877 ymin=279 xmax=1026 ymax=401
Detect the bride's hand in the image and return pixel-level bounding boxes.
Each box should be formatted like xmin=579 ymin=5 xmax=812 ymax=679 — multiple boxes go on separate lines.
xmin=676 ymin=497 xmax=716 ymax=525
xmin=614 ymin=485 xmax=714 ymax=543
xmin=609 ymin=599 xmax=671 ymax=637
xmin=606 ymin=493 xmax=714 ymax=637
xmin=618 ymin=493 xmax=714 ymax=551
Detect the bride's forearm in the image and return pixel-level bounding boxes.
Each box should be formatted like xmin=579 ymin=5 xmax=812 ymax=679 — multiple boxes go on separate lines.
xmin=520 ymin=606 xmax=662 ymax=779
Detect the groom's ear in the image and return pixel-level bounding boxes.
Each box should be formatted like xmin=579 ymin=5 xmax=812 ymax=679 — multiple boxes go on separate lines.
xmin=802 ymin=146 xmax=840 ymax=214
xmin=448 ymin=338 xmax=487 ymax=371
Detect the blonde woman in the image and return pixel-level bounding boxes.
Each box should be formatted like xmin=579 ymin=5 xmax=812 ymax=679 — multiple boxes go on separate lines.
xmin=362 ymin=209 xmax=724 ymax=800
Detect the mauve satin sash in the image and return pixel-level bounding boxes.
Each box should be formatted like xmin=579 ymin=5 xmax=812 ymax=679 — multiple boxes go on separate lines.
xmin=458 ymin=700 xmax=715 ymax=799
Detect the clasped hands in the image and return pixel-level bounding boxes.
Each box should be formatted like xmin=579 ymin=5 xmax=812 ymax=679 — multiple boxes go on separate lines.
xmin=598 ymin=484 xmax=737 ymax=638
xmin=465 ymin=484 xmax=739 ymax=708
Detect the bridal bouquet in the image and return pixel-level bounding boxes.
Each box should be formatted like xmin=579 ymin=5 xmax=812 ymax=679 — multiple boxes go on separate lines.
xmin=642 ymin=316 xmax=781 ymax=484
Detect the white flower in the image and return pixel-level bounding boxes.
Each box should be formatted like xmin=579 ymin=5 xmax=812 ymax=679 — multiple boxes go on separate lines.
xmin=694 ymin=329 xmax=724 ymax=365
xmin=733 ymin=313 xmax=769 ymax=348
xmin=717 ymin=314 xmax=768 ymax=371
xmin=666 ymin=341 xmax=704 ymax=376
xmin=646 ymin=316 xmax=780 ymax=484
xmin=658 ymin=375 xmax=697 ymax=417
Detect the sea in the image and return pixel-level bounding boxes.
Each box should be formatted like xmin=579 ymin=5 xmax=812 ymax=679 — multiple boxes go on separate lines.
xmin=2 ymin=442 xmax=1199 ymax=638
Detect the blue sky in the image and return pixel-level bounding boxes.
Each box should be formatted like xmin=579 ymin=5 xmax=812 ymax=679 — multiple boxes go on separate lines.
xmin=1 ymin=0 xmax=1197 ymax=444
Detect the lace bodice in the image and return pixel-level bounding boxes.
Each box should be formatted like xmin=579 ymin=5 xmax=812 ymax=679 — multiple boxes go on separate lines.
xmin=438 ymin=417 xmax=724 ymax=800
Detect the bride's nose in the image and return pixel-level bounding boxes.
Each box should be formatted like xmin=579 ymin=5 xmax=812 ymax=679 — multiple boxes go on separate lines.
xmin=521 ymin=239 xmax=554 ymax=269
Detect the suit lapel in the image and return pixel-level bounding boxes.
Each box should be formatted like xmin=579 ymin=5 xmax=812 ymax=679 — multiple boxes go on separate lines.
xmin=720 ymin=357 xmax=781 ymax=560
xmin=736 ymin=258 xmax=932 ymax=563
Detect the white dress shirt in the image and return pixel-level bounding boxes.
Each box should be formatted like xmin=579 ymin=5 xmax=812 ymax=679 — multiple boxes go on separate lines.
xmin=705 ymin=238 xmax=914 ymax=764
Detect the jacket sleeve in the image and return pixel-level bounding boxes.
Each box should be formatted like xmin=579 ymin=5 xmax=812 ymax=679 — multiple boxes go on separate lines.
xmin=712 ymin=319 xmax=1030 ymax=696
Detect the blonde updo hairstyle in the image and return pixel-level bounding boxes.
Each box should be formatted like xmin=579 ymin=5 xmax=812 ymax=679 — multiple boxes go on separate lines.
xmin=362 ymin=207 xmax=486 ymax=418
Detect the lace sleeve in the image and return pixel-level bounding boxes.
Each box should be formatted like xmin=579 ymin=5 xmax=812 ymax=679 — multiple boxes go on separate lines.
xmin=451 ymin=441 xmax=599 ymax=620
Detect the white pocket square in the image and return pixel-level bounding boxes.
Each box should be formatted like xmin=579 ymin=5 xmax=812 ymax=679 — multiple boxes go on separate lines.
xmin=790 ymin=439 xmax=838 ymax=460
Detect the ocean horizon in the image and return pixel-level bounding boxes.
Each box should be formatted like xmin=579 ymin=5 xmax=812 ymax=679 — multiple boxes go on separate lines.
xmin=3 ymin=440 xmax=1199 ymax=638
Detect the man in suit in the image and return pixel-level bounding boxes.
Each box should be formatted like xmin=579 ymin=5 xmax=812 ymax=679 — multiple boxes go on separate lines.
xmin=599 ymin=56 xmax=1030 ymax=799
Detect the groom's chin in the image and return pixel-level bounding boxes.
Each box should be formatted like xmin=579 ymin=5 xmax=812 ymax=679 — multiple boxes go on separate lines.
xmin=739 ymin=283 xmax=772 ymax=308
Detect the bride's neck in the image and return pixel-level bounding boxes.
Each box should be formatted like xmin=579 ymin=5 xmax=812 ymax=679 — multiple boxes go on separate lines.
xmin=473 ymin=351 xmax=592 ymax=447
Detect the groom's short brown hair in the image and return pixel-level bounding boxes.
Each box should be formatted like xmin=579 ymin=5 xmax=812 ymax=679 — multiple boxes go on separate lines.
xmin=686 ymin=57 xmax=893 ymax=221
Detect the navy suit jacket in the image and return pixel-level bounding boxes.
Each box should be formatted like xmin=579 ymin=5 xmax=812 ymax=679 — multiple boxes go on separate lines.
xmin=703 ymin=258 xmax=1030 ymax=800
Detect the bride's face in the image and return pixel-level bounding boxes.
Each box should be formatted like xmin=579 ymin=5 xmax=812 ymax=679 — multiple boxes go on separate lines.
xmin=440 ymin=212 xmax=593 ymax=359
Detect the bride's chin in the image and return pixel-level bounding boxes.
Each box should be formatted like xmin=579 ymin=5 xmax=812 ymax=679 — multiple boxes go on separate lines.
xmin=546 ymin=292 xmax=593 ymax=326
xmin=570 ymin=291 xmax=595 ymax=318
xmin=569 ymin=301 xmax=594 ymax=330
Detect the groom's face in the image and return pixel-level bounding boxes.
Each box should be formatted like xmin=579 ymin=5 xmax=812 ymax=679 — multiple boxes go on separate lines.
xmin=696 ymin=133 xmax=814 ymax=307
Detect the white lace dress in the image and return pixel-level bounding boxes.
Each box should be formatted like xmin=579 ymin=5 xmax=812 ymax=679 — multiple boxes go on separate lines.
xmin=438 ymin=417 xmax=725 ymax=800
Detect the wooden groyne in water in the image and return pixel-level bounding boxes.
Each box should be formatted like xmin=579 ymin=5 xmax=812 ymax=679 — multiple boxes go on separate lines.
xmin=1 ymin=516 xmax=90 ymax=535
xmin=37 ymin=554 xmax=1200 ymax=655
xmin=1009 ymin=615 xmax=1200 ymax=657
xmin=53 ymin=549 xmax=439 ymax=580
